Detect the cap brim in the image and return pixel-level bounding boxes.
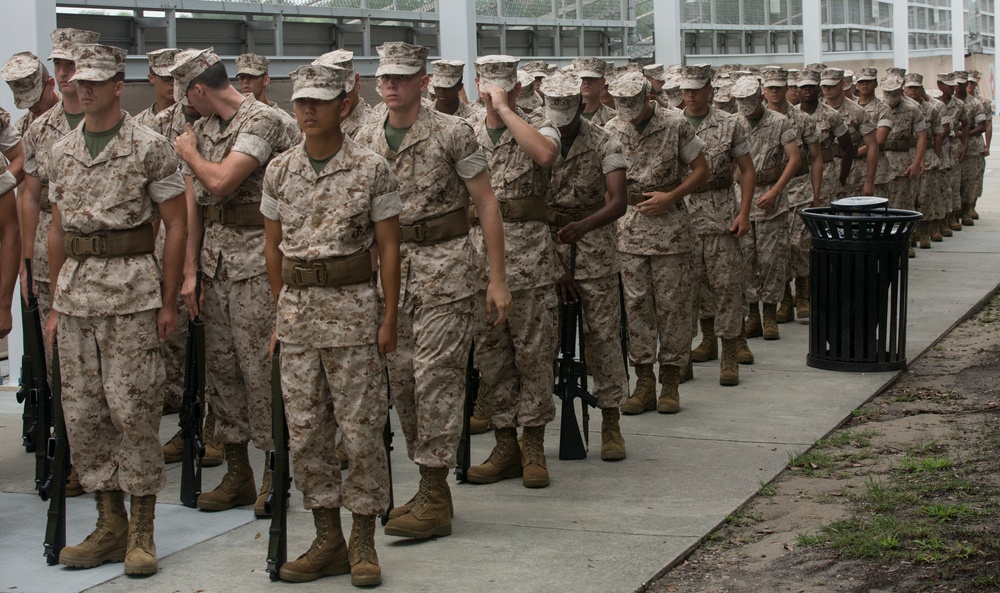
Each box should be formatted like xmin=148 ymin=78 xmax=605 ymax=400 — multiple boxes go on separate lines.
xmin=174 ymin=81 xmax=187 ymax=104
xmin=291 ymin=87 xmax=341 ymax=101
xmin=10 ymin=85 xmax=42 ymax=109
xmin=680 ymin=78 xmax=709 ymax=90
xmin=796 ymin=81 xmax=819 ymax=87
xmin=376 ymin=64 xmax=421 ymax=77
xmin=855 ymin=76 xmax=877 ymax=82
xmin=904 ymin=82 xmax=922 ymax=87
xmin=47 ymin=50 xmax=73 ymax=61
xmin=479 ymin=77 xmax=516 ymax=93
xmin=430 ymin=75 xmax=462 ymax=90
xmin=762 ymin=81 xmax=787 ymax=88
xmin=150 ymin=66 xmax=172 ymax=77
xmin=69 ymin=68 xmax=115 ymax=82
xmin=820 ymin=78 xmax=843 ymax=86
xmin=237 ymin=68 xmax=266 ymax=76
xmin=576 ymin=69 xmax=604 ymax=79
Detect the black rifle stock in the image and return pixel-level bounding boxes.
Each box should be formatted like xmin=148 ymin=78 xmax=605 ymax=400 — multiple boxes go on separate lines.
xmin=20 ymin=260 xmax=53 ymax=486
xmin=179 ymin=272 xmax=205 ymax=509
xmin=455 ymin=345 xmax=479 ymax=482
xmin=556 ymin=246 xmax=597 ymax=461
xmin=265 ymin=348 xmax=290 ymax=581
xmin=16 ymin=338 xmax=39 ymax=453
xmin=379 ymin=368 xmax=395 ymax=525
xmin=42 ymin=345 xmax=67 ymax=565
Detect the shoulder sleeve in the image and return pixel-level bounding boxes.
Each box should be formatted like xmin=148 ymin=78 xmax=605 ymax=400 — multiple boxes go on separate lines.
xmin=447 ymin=118 xmax=488 ymax=180
xmin=599 ymin=133 xmax=627 ymax=174
xmin=0 ymin=119 xmax=21 ymax=153
xmin=22 ymin=121 xmax=39 ymax=178
xmin=780 ymin=117 xmax=799 ymax=146
xmin=830 ymin=111 xmax=849 ymax=138
xmin=729 ymin=119 xmax=751 ymax=159
xmin=856 ymin=109 xmax=876 ymax=137
xmin=143 ymin=132 xmax=185 ymax=204
xmin=370 ymin=156 xmax=403 ymax=222
xmin=232 ymin=108 xmax=284 ymax=163
xmin=260 ymin=161 xmax=281 ymax=221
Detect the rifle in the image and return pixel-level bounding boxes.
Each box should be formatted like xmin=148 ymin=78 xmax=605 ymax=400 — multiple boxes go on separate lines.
xmin=455 ymin=345 xmax=479 ymax=482
xmin=18 ymin=260 xmax=52 ymax=492
xmin=556 ymin=245 xmax=598 ymax=461
xmin=40 ymin=345 xmax=68 ymax=565
xmin=379 ymin=368 xmax=395 ymax=525
xmin=265 ymin=348 xmax=290 ymax=582
xmin=178 ymin=273 xmax=206 ymax=509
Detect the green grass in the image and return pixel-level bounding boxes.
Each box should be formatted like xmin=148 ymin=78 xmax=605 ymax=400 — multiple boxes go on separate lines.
xmin=815 ymin=429 xmax=882 ymax=450
xmin=900 ymin=456 xmax=953 ymax=472
xmin=920 ymin=503 xmax=981 ymax=523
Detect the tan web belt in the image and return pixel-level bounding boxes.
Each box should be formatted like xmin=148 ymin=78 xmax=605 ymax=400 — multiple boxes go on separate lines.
xmin=547 ymin=202 xmax=603 ymax=227
xmin=756 ymin=165 xmax=785 ymax=186
xmin=820 ymin=146 xmax=835 ymax=163
xmin=469 ymin=197 xmax=549 ymax=226
xmin=626 ymin=180 xmax=681 ymax=206
xmin=38 ymin=185 xmax=52 ymax=213
xmin=693 ymin=172 xmax=734 ymax=194
xmin=64 ymin=225 xmax=155 ymax=261
xmin=399 ymin=208 xmax=469 ymax=245
xmin=202 ymin=203 xmax=266 ymax=228
xmin=281 ymin=252 xmax=372 ymax=288
xmin=885 ymin=138 xmax=917 ymax=152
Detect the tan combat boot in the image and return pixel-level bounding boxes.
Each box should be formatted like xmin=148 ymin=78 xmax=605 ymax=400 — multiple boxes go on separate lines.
xmin=383 ymin=466 xmax=451 ymax=538
xmin=917 ymin=221 xmax=932 ymax=249
xmin=735 ymin=332 xmax=755 ymax=365
xmin=66 ymin=466 xmax=84 ymax=497
xmin=930 ymin=220 xmax=943 ymax=242
xmin=794 ymin=276 xmax=810 ymax=319
xmin=776 ymin=282 xmax=795 ymax=323
xmin=467 ymin=427 xmax=522 ymax=483
xmin=940 ymin=217 xmax=953 ymax=237
xmin=197 ymin=442 xmax=257 ymax=511
xmin=657 ymin=366 xmax=681 ymax=414
xmin=600 ymin=408 xmax=626 ymax=461
xmin=202 ymin=406 xmax=223 ymax=467
xmin=521 ymin=426 xmax=549 ymax=488
xmin=161 ymin=430 xmax=184 ymax=463
xmin=950 ymin=210 xmax=963 ymax=231
xmin=255 ymin=453 xmax=273 ymax=518
xmin=279 ymin=507 xmax=350 ymax=582
xmin=469 ymin=386 xmax=491 ymax=435
xmin=762 ymin=303 xmax=780 ymax=340
xmin=682 ymin=359 xmax=693 ymax=383
xmin=124 ymin=494 xmax=157 ymax=576
xmin=691 ymin=318 xmax=718 ymax=362
xmin=620 ymin=364 xmax=656 ymax=415
xmin=60 ymin=490 xmax=129 ymax=568
xmin=962 ymin=204 xmax=975 ymax=226
xmin=387 ymin=473 xmax=454 ymax=520
xmin=719 ymin=337 xmax=740 ymax=386
xmin=971 ymin=203 xmax=979 ymax=220
xmin=744 ymin=304 xmax=763 ymax=338
xmin=349 ymin=513 xmax=382 ymax=587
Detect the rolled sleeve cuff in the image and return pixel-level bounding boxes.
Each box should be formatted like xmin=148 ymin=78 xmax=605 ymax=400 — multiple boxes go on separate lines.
xmin=858 ymin=122 xmax=876 ymax=136
xmin=680 ymin=136 xmax=706 ymax=164
xmin=456 ymin=147 xmax=488 ymax=180
xmin=370 ymin=190 xmax=403 ymax=222
xmin=540 ymin=126 xmax=561 ymax=145
xmin=833 ymin=123 xmax=849 ymax=137
xmin=24 ymin=155 xmax=38 ymax=178
xmin=878 ymin=119 xmax=894 ymax=129
xmin=729 ymin=139 xmax=750 ymax=160
xmin=231 ymin=133 xmax=272 ymax=164
xmin=975 ymin=114 xmax=990 ymax=123
xmin=260 ymin=193 xmax=279 ymax=220
xmin=780 ymin=129 xmax=799 ymax=146
xmin=803 ymin=132 xmax=820 ymax=145
xmin=0 ymin=127 xmax=21 ymax=153
xmin=0 ymin=170 xmax=15 ymax=194
xmin=602 ymin=152 xmax=627 ymax=174
xmin=148 ymin=169 xmax=186 ymax=204
xmin=914 ymin=120 xmax=927 ymax=133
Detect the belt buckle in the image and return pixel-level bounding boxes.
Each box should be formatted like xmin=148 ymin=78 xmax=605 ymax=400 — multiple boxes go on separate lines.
xmin=411 ymin=222 xmax=429 ymax=244
xmin=72 ymin=234 xmax=104 ymax=256
xmin=498 ymin=201 xmax=511 ymax=219
xmin=293 ymin=263 xmax=327 ymax=287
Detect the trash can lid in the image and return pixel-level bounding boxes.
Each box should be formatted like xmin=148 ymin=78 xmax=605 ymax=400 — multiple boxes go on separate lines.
xmin=831 ymin=196 xmax=889 ymax=213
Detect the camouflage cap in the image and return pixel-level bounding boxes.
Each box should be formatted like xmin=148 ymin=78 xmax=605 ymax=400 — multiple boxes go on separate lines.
xmin=881 ymin=73 xmax=904 ymax=93
xmin=475 ymin=55 xmax=520 ymax=92
xmin=716 ymin=63 xmax=742 ymax=75
xmin=663 ymin=72 xmax=681 ymax=92
xmin=713 ymin=77 xmax=734 ymax=103
xmin=289 ymin=64 xmax=350 ymax=101
xmin=927 ymin=88 xmax=943 ymax=99
xmin=572 ymin=56 xmax=606 ymax=79
xmin=805 ymin=62 xmax=828 ymax=72
xmin=643 ymin=63 xmax=666 ymax=82
xmin=679 ymin=63 xmax=712 ymax=90
xmin=843 ymin=69 xmax=855 ymax=84
xmin=786 ymin=68 xmax=802 ymax=85
xmin=539 ymin=69 xmax=581 ymax=99
xmin=1 ymin=51 xmax=45 ymax=109
xmin=312 ymin=50 xmax=356 ymax=91
xmin=146 ymin=48 xmax=181 ymax=77
xmin=236 ymin=53 xmax=269 ymax=76
xmin=430 ymin=59 xmax=465 ymax=90
xmin=904 ymin=72 xmax=924 ymax=88
xmin=953 ymin=70 xmax=969 ymax=83
xmin=608 ymin=71 xmax=648 ymax=121
xmin=517 ymin=69 xmax=536 ymax=91
xmin=886 ymin=67 xmax=907 ymax=77
xmin=49 ymin=28 xmax=100 ymax=61
xmin=69 ymin=44 xmax=126 ymax=82
xmin=937 ymin=72 xmax=957 ymax=86
xmin=762 ymin=67 xmax=788 ymax=88
xmin=856 ymin=66 xmax=878 ymax=82
xmin=731 ymin=76 xmax=761 ymax=100
xmin=539 ymin=70 xmax=582 ymax=125
xmin=968 ymin=70 xmax=981 ymax=83
xmin=521 ymin=60 xmax=550 ymax=77
xmin=797 ymin=68 xmax=821 ymax=87
xmin=169 ymin=47 xmax=221 ymax=103
xmin=375 ymin=42 xmax=427 ymax=77
xmin=820 ymin=68 xmax=845 ymax=87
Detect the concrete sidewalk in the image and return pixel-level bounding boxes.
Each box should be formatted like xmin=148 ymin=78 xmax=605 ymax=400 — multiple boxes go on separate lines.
xmin=2 ymin=156 xmax=999 ymax=593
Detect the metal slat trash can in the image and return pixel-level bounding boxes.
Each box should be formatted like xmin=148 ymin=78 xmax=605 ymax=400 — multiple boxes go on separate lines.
xmin=800 ymin=197 xmax=922 ymax=372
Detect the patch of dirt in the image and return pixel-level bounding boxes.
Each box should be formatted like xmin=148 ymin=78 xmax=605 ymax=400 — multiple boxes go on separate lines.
xmin=645 ymin=295 xmax=1000 ymax=593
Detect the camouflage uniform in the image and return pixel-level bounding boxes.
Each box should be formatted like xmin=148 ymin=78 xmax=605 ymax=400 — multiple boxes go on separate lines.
xmin=548 ymin=118 xmax=629 ymax=408
xmin=470 ymin=109 xmax=561 ymax=430
xmin=832 ymin=97 xmax=877 ymax=196
xmin=605 ymin=105 xmax=704 ymax=367
xmin=184 ymin=94 xmax=288 ymax=451
xmin=684 ymin=106 xmax=750 ymax=339
xmin=877 ymin=95 xmax=927 ymax=211
xmin=583 ymin=103 xmax=617 ymax=127
xmin=948 ymin=94 xmax=969 ymax=214
xmin=355 ymin=104 xmax=487 ymax=468
xmin=913 ymin=94 xmax=946 ymax=221
xmin=937 ymin=88 xmax=964 ymax=215
xmin=269 ymin=100 xmax=304 ymax=146
xmin=741 ymin=107 xmax=797 ymax=306
xmin=802 ymin=101 xmax=849 ymax=205
xmin=962 ymin=92 xmax=990 ymax=207
xmin=49 ymin=113 xmax=185 ymax=495
xmin=342 ymin=98 xmax=379 ymax=139
xmin=774 ymin=103 xmax=819 ymax=282
xmin=261 ymin=138 xmax=401 ymax=513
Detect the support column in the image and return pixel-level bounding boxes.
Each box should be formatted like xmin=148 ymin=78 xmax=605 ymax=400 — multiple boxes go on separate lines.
xmin=166 ymin=9 xmax=177 ymax=48
xmin=274 ymin=15 xmax=284 ymax=57
xmin=802 ymin=0 xmax=822 ymax=65
xmin=952 ymin=0 xmax=966 ymax=71
xmin=439 ymin=0 xmax=477 ymax=99
xmin=893 ymin=0 xmax=908 ymax=68
xmin=653 ymin=0 xmax=682 ymax=66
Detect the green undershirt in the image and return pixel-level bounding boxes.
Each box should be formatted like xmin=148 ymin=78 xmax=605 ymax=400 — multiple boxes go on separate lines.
xmin=636 ymin=107 xmax=656 ymax=134
xmin=218 ymin=112 xmax=237 ymax=133
xmin=307 ymin=152 xmax=336 ymax=175
xmin=83 ymin=115 xmax=125 ymax=159
xmin=581 ymin=111 xmax=596 ymax=121
xmin=183 ymin=111 xmax=200 ymax=125
xmin=684 ymin=111 xmax=708 ymax=132
xmin=487 ymin=126 xmax=506 ymax=145
xmin=65 ymin=110 xmax=84 ymax=130
xmin=384 ymin=120 xmax=411 ymax=152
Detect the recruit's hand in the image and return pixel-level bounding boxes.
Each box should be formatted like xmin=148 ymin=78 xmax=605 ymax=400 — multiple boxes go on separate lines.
xmin=635 ymin=191 xmax=679 ymax=217
xmin=485 ymin=279 xmax=512 ymax=328
xmin=556 ymin=219 xmax=592 ymax=244
xmin=861 ymin=180 xmax=875 ymax=196
xmin=157 ymin=305 xmax=178 ymax=343
xmin=173 ymin=123 xmax=198 ymax=162
xmin=555 ymin=269 xmax=581 ymax=305
xmin=756 ymin=189 xmax=779 ymax=211
xmin=0 ymin=309 xmax=11 ymax=340
xmin=181 ymin=271 xmax=203 ymax=317
xmin=269 ymin=330 xmax=278 ymax=359
xmin=729 ymin=212 xmax=751 ymax=238
xmin=377 ymin=318 xmax=397 ymax=355
xmin=43 ymin=310 xmax=58 ymax=353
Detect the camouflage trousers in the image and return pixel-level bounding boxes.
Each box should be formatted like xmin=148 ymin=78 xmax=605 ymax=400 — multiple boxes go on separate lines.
xmin=820 ymin=158 xmax=848 ymax=204
xmin=36 ymin=280 xmax=52 ymax=334
xmin=59 ymin=309 xmax=166 ymax=496
xmin=576 ymin=273 xmax=629 ymax=409
xmin=692 ymin=233 xmax=746 ymax=339
xmin=916 ymin=168 xmax=947 ymax=221
xmin=742 ymin=212 xmax=790 ymax=305
xmin=876 ymin=177 xmax=915 ymax=211
xmin=280 ymin=341 xmax=389 ymax=514
xmin=943 ymin=166 xmax=963 ymax=211
xmin=201 ymin=271 xmax=274 ymax=451
xmin=475 ymin=285 xmax=558 ymax=429
xmin=961 ymin=154 xmax=986 ymax=205
xmin=620 ymin=252 xmax=694 ymax=368
xmin=786 ymin=204 xmax=812 ymax=281
xmin=387 ymin=296 xmax=472 ymax=468
xmin=160 ymin=296 xmax=187 ymax=410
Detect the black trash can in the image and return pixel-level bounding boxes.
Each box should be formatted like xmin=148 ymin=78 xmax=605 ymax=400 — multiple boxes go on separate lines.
xmin=799 ymin=197 xmax=922 ymax=372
